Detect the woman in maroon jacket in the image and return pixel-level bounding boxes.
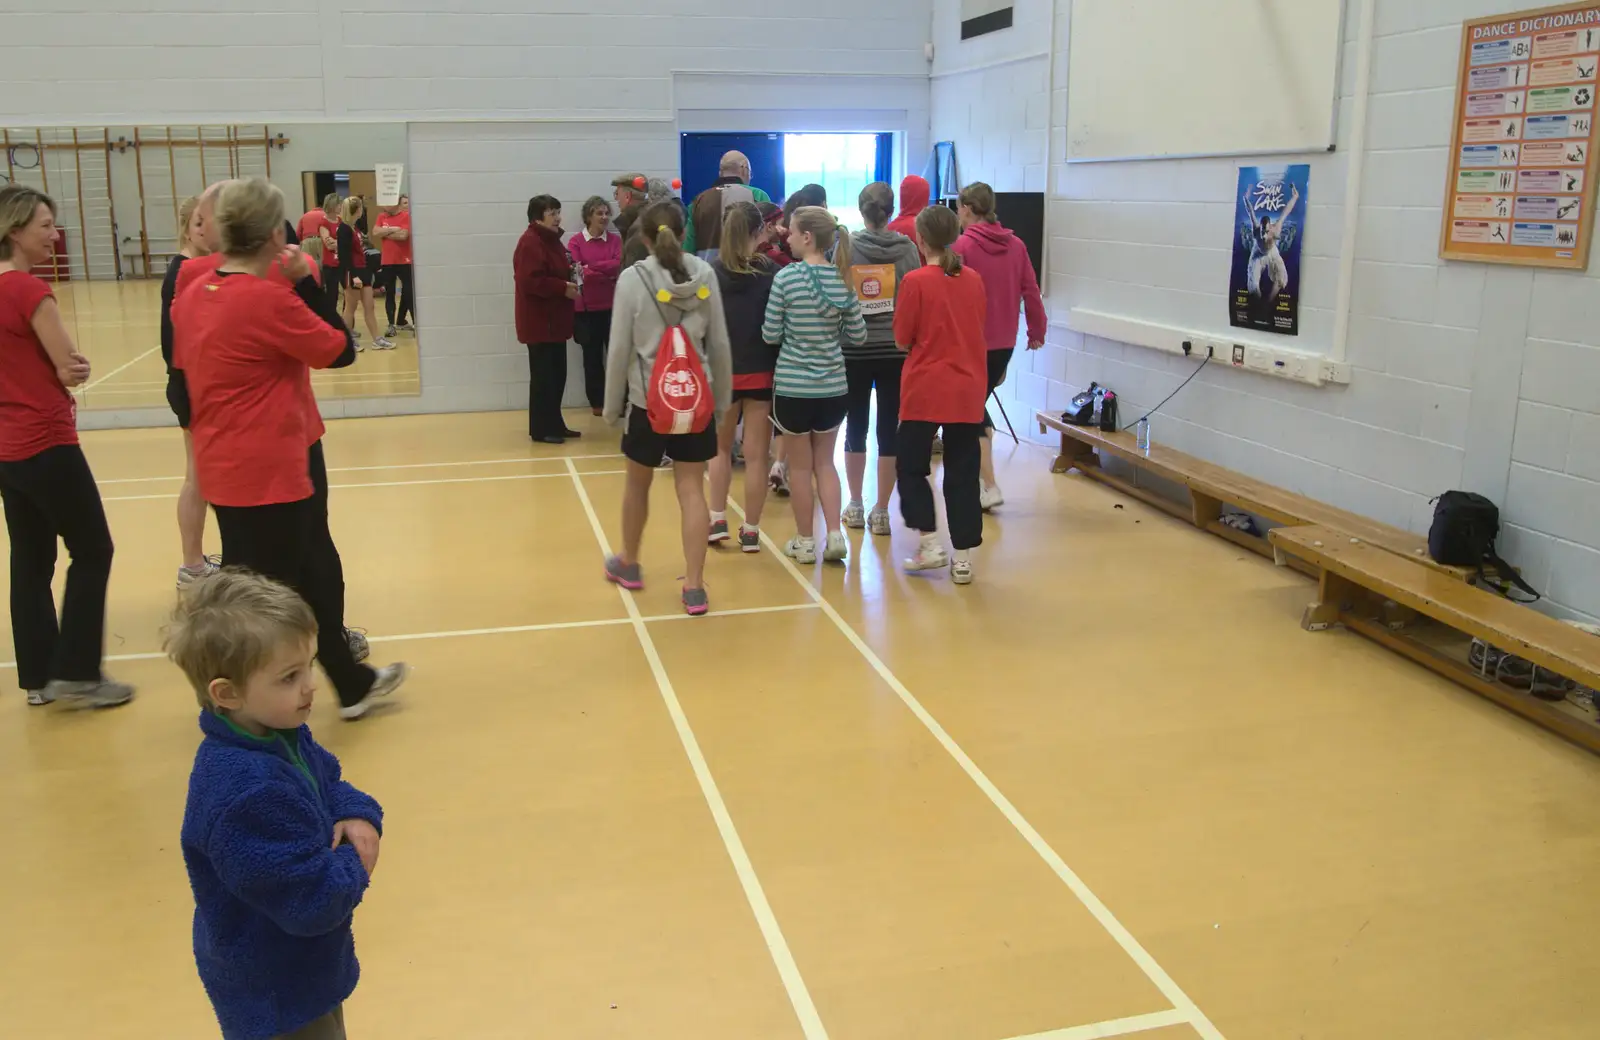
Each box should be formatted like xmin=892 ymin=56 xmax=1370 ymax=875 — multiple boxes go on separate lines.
xmin=514 ymin=194 xmax=579 ymax=443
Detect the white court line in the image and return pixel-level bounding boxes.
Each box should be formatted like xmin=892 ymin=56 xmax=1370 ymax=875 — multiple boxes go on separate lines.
xmin=99 ymin=469 xmax=629 ymax=502
xmin=722 ymin=496 xmax=1226 ymax=1040
xmin=0 ymin=603 xmax=820 ymax=671
xmin=999 ymin=1009 xmax=1193 ymax=1040
xmin=563 ymin=459 xmax=828 ymax=1040
xmin=75 ymin=345 xmax=160 ymax=396
xmin=94 ymin=453 xmax=627 ymax=485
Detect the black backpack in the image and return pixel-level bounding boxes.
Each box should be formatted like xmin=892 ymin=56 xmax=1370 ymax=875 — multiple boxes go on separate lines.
xmin=1428 ymin=491 xmax=1540 ymax=602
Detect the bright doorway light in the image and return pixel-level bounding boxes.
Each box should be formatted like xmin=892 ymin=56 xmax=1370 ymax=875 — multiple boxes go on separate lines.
xmin=783 ymin=134 xmax=881 ymax=230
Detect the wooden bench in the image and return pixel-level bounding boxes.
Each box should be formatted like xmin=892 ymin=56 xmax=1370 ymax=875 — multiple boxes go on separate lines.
xmin=1035 ymin=410 xmax=1472 ymax=581
xmin=1269 ymin=524 xmax=1600 ymax=752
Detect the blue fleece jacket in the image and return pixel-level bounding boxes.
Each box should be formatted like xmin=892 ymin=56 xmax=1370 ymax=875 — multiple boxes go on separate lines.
xmin=181 ymin=711 xmax=383 ymax=1040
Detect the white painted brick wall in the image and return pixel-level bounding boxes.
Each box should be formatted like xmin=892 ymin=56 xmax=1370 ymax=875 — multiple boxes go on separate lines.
xmin=931 ymin=0 xmax=1600 ymax=621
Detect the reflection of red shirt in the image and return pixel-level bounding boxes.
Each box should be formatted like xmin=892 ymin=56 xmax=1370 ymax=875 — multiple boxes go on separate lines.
xmin=0 ymin=271 xmax=76 ymax=462
xmin=893 ymin=266 xmax=989 ymax=425
xmin=172 ymin=273 xmax=346 ymax=507
xmin=376 ymin=211 xmax=412 ymax=265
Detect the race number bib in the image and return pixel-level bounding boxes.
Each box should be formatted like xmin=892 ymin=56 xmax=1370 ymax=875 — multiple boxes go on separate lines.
xmin=849 ymin=264 xmax=898 ymax=315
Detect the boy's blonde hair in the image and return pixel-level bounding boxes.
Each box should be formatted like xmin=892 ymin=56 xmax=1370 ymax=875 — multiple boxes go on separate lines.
xmin=165 ymin=569 xmax=318 ymax=710
xmin=215 ymin=177 xmax=285 ymax=257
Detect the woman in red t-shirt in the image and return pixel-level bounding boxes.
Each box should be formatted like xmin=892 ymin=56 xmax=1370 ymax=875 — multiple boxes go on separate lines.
xmin=0 ymin=185 xmax=132 ymax=708
xmin=337 ymin=196 xmax=391 ymax=349
xmin=173 ymin=177 xmax=407 ymax=719
xmin=372 ymin=194 xmax=415 ymax=337
xmin=892 ymin=205 xmax=989 ymax=585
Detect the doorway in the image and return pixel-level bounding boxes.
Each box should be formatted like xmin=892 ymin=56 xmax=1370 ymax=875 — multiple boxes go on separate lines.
xmin=679 ymin=131 xmax=893 ymax=227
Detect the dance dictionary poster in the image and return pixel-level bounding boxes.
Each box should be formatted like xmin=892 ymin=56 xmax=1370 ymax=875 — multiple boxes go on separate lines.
xmin=1440 ymin=2 xmax=1600 ymax=268
xmin=1230 ymin=164 xmax=1310 ymax=336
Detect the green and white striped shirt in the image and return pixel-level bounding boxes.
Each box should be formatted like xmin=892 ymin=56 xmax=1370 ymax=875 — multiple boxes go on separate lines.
xmin=761 ymin=262 xmax=867 ymax=398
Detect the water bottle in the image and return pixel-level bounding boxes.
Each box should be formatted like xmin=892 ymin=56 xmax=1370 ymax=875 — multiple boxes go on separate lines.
xmin=1135 ymin=417 xmax=1151 ymax=454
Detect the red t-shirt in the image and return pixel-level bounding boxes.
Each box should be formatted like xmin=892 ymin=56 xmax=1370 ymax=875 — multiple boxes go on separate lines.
xmin=375 ymin=211 xmax=412 ymax=265
xmin=0 ymin=270 xmax=77 ymax=462
xmin=171 ymin=273 xmax=346 ymax=507
xmin=893 ymin=265 xmax=990 ymax=425
xmin=297 ymin=210 xmax=336 ymax=250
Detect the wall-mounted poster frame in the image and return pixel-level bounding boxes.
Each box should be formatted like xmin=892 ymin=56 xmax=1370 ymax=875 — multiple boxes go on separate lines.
xmin=1439 ymin=1 xmax=1600 ymax=269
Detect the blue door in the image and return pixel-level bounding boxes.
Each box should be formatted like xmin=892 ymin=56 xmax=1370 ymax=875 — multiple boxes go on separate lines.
xmin=679 ymin=133 xmax=785 ymax=206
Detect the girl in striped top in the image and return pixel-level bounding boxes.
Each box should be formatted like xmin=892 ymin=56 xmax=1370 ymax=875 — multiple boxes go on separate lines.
xmin=760 ymin=206 xmax=866 ymax=564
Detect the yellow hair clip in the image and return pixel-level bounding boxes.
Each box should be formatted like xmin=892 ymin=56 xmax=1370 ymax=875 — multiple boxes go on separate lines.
xmin=658 ymin=224 xmax=671 ymax=233
xmin=696 ymin=285 xmax=711 ymax=300
xmin=655 ymin=288 xmax=672 ymax=303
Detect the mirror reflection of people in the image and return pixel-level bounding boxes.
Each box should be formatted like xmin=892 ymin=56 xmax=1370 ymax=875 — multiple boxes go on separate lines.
xmin=373 ymin=193 xmax=414 ymax=339
xmin=567 ymin=196 xmax=621 ymax=416
xmin=338 ymin=197 xmax=392 ymax=350
xmin=514 ymin=194 xmax=580 ymax=443
xmin=953 ymin=182 xmax=1045 ymax=514
xmin=298 ymin=192 xmax=342 ymax=312
xmin=0 ymin=184 xmax=132 ymax=709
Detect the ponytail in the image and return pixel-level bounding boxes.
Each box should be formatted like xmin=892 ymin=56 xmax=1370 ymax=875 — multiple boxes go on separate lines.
xmin=915 ymin=206 xmax=964 ymax=276
xmin=641 ymin=200 xmax=689 ymax=283
xmin=719 ymin=200 xmax=761 ymax=275
xmin=831 ymin=220 xmax=852 ymax=279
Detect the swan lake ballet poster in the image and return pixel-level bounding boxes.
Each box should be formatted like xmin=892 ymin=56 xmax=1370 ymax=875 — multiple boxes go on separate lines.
xmin=1230 ymin=164 xmax=1310 ymax=336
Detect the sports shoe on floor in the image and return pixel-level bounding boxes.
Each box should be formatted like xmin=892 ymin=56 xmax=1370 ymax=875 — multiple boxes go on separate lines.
xmin=867 ymin=507 xmax=891 ymax=536
xmin=346 ymin=627 xmax=370 ymax=663
xmin=26 ymin=688 xmax=52 ymax=706
xmin=823 ymin=530 xmax=849 ymax=563
xmin=339 ymin=662 xmax=408 ymax=721
xmin=769 ymin=462 xmax=790 ymax=497
xmin=372 ymin=337 xmax=397 ymax=350
xmin=45 ymin=678 xmax=136 ymax=709
xmin=385 ymin=325 xmax=398 ymax=338
xmin=980 ymin=484 xmax=1005 ymax=512
xmin=605 ymin=555 xmax=644 ymax=590
xmin=708 ymin=518 xmax=730 ymax=544
xmin=397 ymin=321 xmax=415 ymax=332
xmin=784 ymin=535 xmax=817 ymax=564
xmin=560 ymin=428 xmax=582 ymax=440
xmin=842 ymin=501 xmax=866 ymax=529
xmin=682 ymin=587 xmax=709 ymax=617
xmin=951 ymin=558 xmax=974 ymax=585
xmin=176 ymin=554 xmax=222 ymax=589
xmin=905 ymin=543 xmax=950 ymax=573
xmin=739 ymin=525 xmax=761 ymax=553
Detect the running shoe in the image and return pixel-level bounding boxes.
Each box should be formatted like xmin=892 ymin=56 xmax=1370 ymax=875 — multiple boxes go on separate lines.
xmin=784 ymin=535 xmax=817 ymax=564
xmin=346 ymin=628 xmax=370 ymax=664
xmin=682 ymin=587 xmax=709 ymax=617
xmin=823 ymin=530 xmax=849 ymax=563
xmin=339 ymin=662 xmax=408 ymax=721
xmin=951 ymin=558 xmax=974 ymax=585
xmin=905 ymin=544 xmax=950 ymax=573
xmin=26 ymin=689 xmax=51 ymax=706
xmin=980 ymin=484 xmax=1005 ymax=512
xmin=605 ymin=555 xmax=644 ymax=590
xmin=44 ymin=678 xmax=136 ymax=709
xmin=739 ymin=525 xmax=761 ymax=553
xmin=769 ymin=462 xmax=790 ymax=497
xmin=867 ymin=507 xmax=891 ymax=536
xmin=708 ymin=518 xmax=731 ymax=544
xmin=372 ymin=337 xmax=396 ymax=350
xmin=842 ymin=501 xmax=866 ymax=529
xmin=385 ymin=325 xmax=398 ymax=338
xmin=176 ymin=555 xmax=222 ymax=590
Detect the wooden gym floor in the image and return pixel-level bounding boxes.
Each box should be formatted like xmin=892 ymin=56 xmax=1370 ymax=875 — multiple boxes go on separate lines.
xmin=2 ymin=408 xmax=1600 ymax=1040
xmin=56 ymin=279 xmax=421 ymax=412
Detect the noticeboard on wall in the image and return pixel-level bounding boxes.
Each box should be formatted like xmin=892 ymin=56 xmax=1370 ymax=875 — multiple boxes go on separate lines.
xmin=1440 ymin=2 xmax=1600 ymax=268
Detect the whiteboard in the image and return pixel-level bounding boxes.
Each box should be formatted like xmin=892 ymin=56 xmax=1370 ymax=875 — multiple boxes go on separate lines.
xmin=1066 ymin=0 xmax=1344 ymax=162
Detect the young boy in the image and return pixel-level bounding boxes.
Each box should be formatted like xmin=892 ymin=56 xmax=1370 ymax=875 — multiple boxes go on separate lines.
xmin=168 ymin=570 xmax=382 ymax=1040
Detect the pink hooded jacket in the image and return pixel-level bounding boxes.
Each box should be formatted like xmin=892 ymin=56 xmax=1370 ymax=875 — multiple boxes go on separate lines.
xmin=887 ymin=175 xmax=930 ymax=241
xmin=953 ymin=221 xmax=1046 ymax=352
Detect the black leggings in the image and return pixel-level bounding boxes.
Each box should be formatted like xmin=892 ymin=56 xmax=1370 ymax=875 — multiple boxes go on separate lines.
xmin=572 ymin=310 xmax=612 ymax=411
xmin=322 ymin=266 xmax=343 ymax=314
xmin=213 ymin=443 xmax=373 ymax=708
xmin=844 ymin=356 xmax=903 ymax=455
xmin=382 ymin=263 xmax=414 ymax=327
xmin=897 ymin=421 xmax=983 ymax=551
xmin=526 ymin=341 xmax=569 ymax=439
xmin=0 ymin=445 xmax=113 ymax=691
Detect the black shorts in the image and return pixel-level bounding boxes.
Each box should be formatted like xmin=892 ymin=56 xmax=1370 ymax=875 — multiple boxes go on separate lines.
xmin=621 ymin=405 xmax=718 ymax=467
xmin=772 ymin=394 xmax=848 ymax=436
xmin=165 ymin=369 xmax=191 ymax=429
xmin=986 ymin=348 xmax=1014 ymax=394
xmin=732 ymin=387 xmax=773 ymax=403
xmin=344 ymin=267 xmax=369 ymax=290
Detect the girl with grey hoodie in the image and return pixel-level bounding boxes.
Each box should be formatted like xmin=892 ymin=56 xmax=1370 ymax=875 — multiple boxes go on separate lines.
xmin=601 ymin=202 xmax=733 ymax=616
xmin=844 ymin=182 xmax=923 ymax=537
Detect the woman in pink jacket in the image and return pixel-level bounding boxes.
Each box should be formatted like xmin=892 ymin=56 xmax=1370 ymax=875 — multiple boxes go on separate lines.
xmin=567 ymin=195 xmax=623 ymax=415
xmin=952 ymin=181 xmax=1046 ymax=511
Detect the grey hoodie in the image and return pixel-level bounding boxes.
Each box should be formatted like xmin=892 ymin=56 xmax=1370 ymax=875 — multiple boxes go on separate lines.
xmin=603 ymin=252 xmax=733 ymax=425
xmin=847 ymin=227 xmax=923 ymax=361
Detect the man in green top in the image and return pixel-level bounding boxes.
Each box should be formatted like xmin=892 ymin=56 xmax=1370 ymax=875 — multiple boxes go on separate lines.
xmin=685 ymin=150 xmax=773 ymax=257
